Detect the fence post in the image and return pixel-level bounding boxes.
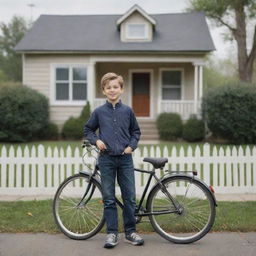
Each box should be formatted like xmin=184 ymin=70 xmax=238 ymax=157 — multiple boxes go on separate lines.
xmin=38 ymin=145 xmax=45 ymax=189
xmin=1 ymin=146 xmax=7 ymax=189
xmin=24 ymin=146 xmax=30 ymax=189
xmin=203 ymin=144 xmax=210 ymax=185
xmin=16 ymin=146 xmax=23 ymax=188
xmin=8 ymin=146 xmax=15 ymax=188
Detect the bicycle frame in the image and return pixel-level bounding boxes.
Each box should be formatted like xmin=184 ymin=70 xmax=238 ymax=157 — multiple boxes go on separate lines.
xmin=79 ymin=144 xmax=217 ymax=219
xmin=79 ymin=163 xmax=182 ymax=218
xmin=115 ymin=167 xmax=182 ymax=217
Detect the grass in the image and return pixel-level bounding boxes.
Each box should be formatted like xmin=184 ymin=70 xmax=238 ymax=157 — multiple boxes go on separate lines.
xmin=0 ymin=200 xmax=255 ymax=233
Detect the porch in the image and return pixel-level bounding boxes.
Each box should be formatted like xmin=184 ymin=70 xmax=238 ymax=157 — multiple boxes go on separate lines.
xmin=87 ymin=56 xmax=204 ymax=121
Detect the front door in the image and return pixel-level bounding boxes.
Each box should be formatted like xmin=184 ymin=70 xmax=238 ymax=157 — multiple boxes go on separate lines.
xmin=132 ymin=72 xmax=150 ymax=117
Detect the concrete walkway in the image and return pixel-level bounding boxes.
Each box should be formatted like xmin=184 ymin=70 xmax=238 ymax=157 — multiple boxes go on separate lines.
xmin=0 ymin=233 xmax=255 ymax=256
xmin=0 ymin=193 xmax=255 ymax=202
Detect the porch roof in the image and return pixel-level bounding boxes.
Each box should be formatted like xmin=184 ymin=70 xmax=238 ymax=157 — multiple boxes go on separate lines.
xmin=15 ymin=12 xmax=215 ymax=53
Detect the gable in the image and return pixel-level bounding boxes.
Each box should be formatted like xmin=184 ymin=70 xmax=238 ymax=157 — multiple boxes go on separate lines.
xmin=116 ymin=4 xmax=156 ymax=28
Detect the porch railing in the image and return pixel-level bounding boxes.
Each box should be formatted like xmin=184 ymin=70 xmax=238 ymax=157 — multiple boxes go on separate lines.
xmin=160 ymin=100 xmax=201 ymax=120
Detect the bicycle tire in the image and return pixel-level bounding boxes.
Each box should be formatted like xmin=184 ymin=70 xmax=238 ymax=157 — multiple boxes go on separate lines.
xmin=53 ymin=173 xmax=105 ymax=240
xmin=147 ymin=175 xmax=216 ymax=244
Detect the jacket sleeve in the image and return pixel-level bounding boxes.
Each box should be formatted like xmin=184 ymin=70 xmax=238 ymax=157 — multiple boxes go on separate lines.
xmin=84 ymin=110 xmax=99 ymax=145
xmin=128 ymin=109 xmax=141 ymax=151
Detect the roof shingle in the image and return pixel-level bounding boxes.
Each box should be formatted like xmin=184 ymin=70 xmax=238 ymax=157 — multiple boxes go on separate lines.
xmin=15 ymin=12 xmax=215 ymax=52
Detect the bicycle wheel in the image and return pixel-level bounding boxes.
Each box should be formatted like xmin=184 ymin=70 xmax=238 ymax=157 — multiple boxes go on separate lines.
xmin=147 ymin=175 xmax=216 ymax=244
xmin=53 ymin=173 xmax=105 ymax=240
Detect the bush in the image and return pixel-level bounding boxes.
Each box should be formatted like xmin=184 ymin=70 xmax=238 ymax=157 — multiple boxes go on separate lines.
xmin=61 ymin=102 xmax=91 ymax=139
xmin=39 ymin=122 xmax=59 ymax=140
xmin=62 ymin=117 xmax=83 ymax=140
xmin=0 ymin=85 xmax=49 ymax=142
xmin=202 ymin=83 xmax=256 ymax=144
xmin=182 ymin=115 xmax=205 ymax=142
xmin=79 ymin=102 xmax=91 ymax=123
xmin=156 ymin=112 xmax=183 ymax=140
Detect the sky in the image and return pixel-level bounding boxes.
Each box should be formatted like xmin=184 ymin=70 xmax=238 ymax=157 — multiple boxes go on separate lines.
xmin=0 ymin=0 xmax=235 ymax=59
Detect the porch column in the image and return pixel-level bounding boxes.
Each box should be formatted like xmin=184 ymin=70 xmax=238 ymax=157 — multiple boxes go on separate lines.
xmin=198 ymin=65 xmax=203 ymax=99
xmin=193 ymin=63 xmax=204 ymax=115
xmin=193 ymin=64 xmax=199 ymax=113
xmin=87 ymin=60 xmax=96 ymax=110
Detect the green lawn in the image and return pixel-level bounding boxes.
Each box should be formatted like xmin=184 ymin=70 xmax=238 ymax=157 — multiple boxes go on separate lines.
xmin=0 ymin=200 xmax=255 ymax=233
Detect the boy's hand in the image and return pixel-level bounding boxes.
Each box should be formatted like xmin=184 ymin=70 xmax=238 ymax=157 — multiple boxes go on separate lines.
xmin=123 ymin=146 xmax=133 ymax=154
xmin=96 ymin=140 xmax=107 ymax=151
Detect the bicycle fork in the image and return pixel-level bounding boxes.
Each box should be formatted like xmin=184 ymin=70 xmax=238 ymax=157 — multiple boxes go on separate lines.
xmin=77 ymin=176 xmax=96 ymax=208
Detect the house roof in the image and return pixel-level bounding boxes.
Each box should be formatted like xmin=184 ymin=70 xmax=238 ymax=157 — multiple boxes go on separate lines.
xmin=116 ymin=4 xmax=156 ymax=28
xmin=15 ymin=12 xmax=215 ymax=53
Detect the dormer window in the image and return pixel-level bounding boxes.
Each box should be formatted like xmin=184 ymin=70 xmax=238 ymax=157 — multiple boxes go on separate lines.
xmin=117 ymin=4 xmax=156 ymax=43
xmin=126 ymin=23 xmax=147 ymax=39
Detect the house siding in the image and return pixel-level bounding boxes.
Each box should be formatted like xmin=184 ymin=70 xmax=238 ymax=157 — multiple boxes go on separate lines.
xmin=23 ymin=54 xmax=90 ymax=127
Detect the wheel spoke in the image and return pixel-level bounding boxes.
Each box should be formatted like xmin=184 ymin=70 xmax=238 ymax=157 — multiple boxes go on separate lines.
xmin=53 ymin=174 xmax=104 ymax=239
xmin=148 ymin=176 xmax=215 ymax=243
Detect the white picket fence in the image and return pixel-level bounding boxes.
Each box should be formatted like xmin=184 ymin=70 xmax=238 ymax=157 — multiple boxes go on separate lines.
xmin=0 ymin=144 xmax=256 ymax=197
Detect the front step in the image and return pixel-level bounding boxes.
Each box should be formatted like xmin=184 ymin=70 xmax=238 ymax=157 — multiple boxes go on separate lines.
xmin=138 ymin=119 xmax=159 ymax=141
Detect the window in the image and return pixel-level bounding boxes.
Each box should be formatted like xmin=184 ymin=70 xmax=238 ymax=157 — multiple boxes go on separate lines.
xmin=161 ymin=70 xmax=182 ymax=100
xmin=54 ymin=66 xmax=87 ymax=103
xmin=126 ymin=23 xmax=147 ymax=39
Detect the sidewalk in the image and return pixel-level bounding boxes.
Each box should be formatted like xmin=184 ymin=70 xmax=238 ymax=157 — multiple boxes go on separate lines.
xmin=0 ymin=193 xmax=255 ymax=201
xmin=0 ymin=233 xmax=255 ymax=256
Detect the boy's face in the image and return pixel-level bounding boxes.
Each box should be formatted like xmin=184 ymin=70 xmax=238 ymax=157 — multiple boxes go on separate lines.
xmin=103 ymin=78 xmax=123 ymax=103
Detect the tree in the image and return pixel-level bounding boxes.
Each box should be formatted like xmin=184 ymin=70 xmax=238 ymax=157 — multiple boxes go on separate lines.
xmin=0 ymin=16 xmax=29 ymax=81
xmin=189 ymin=0 xmax=256 ymax=83
xmin=204 ymin=55 xmax=239 ymax=90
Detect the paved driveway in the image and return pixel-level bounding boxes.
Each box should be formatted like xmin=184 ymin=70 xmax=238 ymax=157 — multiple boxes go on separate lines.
xmin=0 ymin=233 xmax=255 ymax=256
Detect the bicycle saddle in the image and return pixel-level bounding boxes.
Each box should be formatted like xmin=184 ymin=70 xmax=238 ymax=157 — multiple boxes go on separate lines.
xmin=143 ymin=157 xmax=168 ymax=169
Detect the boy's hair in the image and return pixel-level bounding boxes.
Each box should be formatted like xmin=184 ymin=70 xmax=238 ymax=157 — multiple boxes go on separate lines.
xmin=101 ymin=72 xmax=124 ymax=90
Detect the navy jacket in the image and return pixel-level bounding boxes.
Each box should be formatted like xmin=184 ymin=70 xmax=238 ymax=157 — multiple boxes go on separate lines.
xmin=84 ymin=100 xmax=141 ymax=156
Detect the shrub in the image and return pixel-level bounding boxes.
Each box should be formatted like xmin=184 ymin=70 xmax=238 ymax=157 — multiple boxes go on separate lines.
xmin=156 ymin=112 xmax=183 ymax=140
xmin=79 ymin=102 xmax=91 ymax=123
xmin=62 ymin=117 xmax=83 ymax=140
xmin=0 ymin=85 xmax=49 ymax=142
xmin=61 ymin=102 xmax=91 ymax=139
xmin=202 ymin=83 xmax=256 ymax=144
xmin=182 ymin=115 xmax=205 ymax=142
xmin=39 ymin=122 xmax=59 ymax=140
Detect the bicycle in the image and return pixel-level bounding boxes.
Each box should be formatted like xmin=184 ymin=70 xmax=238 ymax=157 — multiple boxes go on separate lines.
xmin=53 ymin=141 xmax=217 ymax=244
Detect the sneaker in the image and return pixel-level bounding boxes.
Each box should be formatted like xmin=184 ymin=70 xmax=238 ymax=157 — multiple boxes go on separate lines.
xmin=104 ymin=233 xmax=118 ymax=248
xmin=125 ymin=232 xmax=144 ymax=246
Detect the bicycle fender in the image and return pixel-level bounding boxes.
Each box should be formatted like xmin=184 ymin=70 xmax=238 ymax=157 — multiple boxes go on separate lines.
xmin=79 ymin=170 xmax=101 ymax=185
xmin=149 ymin=173 xmax=217 ymax=207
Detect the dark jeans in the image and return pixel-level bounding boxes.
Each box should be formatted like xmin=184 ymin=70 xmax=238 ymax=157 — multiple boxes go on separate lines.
xmin=98 ymin=153 xmax=136 ymax=235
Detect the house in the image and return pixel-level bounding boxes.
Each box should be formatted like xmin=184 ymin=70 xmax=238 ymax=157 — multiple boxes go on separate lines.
xmin=15 ymin=5 xmax=215 ymax=139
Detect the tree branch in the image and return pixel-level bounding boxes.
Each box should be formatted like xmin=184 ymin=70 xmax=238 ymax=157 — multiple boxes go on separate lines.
xmin=211 ymin=14 xmax=236 ymax=32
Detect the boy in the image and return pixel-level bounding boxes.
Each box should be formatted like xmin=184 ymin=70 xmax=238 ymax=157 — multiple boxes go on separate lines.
xmin=84 ymin=72 xmax=144 ymax=248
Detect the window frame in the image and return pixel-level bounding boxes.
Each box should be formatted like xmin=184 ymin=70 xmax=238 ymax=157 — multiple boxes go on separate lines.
xmin=126 ymin=23 xmax=148 ymax=39
xmin=159 ymin=68 xmax=184 ymax=101
xmin=51 ymin=64 xmax=88 ymax=106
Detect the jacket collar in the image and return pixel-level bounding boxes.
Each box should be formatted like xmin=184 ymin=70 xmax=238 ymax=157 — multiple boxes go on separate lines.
xmin=105 ymin=99 xmax=122 ymax=109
